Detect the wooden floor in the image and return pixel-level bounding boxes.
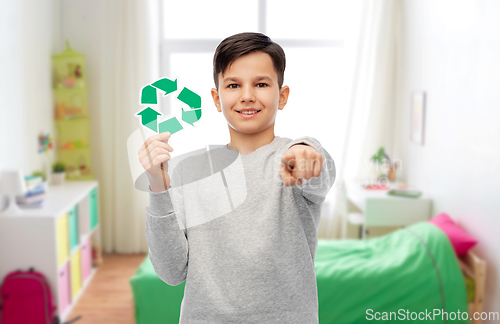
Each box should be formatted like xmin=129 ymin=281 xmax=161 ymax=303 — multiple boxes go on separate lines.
xmin=67 ymin=253 xmax=147 ymax=324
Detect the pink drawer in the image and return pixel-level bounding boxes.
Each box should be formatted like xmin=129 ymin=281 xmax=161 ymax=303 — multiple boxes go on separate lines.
xmin=58 ymin=261 xmax=71 ymax=315
xmin=81 ymin=236 xmax=92 ymax=282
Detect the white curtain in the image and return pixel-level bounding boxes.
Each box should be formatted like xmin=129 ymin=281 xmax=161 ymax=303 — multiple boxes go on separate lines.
xmin=93 ymin=0 xmax=159 ymax=253
xmin=318 ymin=0 xmax=400 ymax=239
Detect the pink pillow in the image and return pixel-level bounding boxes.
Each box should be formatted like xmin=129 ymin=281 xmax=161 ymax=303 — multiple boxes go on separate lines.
xmin=429 ymin=213 xmax=477 ymax=256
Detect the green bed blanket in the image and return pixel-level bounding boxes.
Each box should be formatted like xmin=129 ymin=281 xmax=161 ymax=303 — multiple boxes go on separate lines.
xmin=315 ymin=222 xmax=469 ymax=323
xmin=130 ymin=222 xmax=469 ymax=323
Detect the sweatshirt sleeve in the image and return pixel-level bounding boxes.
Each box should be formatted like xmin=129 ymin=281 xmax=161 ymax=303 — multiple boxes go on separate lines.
xmin=145 ymin=167 xmax=188 ymax=286
xmin=285 ymin=136 xmax=336 ymax=204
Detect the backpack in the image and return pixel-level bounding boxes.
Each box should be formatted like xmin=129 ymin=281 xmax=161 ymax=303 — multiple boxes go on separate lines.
xmin=0 ymin=267 xmax=82 ymax=324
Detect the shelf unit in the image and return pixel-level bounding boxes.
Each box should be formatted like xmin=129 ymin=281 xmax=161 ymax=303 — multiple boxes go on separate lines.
xmin=0 ymin=181 xmax=100 ymax=322
xmin=52 ymin=41 xmax=93 ymax=180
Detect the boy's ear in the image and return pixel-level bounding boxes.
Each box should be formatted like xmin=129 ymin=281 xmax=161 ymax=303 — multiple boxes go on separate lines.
xmin=278 ymin=85 xmax=290 ymax=110
xmin=211 ymin=87 xmax=221 ymax=112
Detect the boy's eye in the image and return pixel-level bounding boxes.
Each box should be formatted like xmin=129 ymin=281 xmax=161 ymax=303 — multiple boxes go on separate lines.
xmin=228 ymin=84 xmax=239 ymax=89
xmin=257 ymin=83 xmax=268 ymax=87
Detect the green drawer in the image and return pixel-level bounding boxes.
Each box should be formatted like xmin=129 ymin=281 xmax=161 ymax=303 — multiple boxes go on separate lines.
xmin=90 ymin=187 xmax=99 ymax=230
xmin=68 ymin=205 xmax=79 ymax=252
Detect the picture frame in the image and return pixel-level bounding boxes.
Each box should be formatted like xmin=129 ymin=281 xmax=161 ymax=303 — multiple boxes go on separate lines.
xmin=410 ymin=91 xmax=426 ymax=145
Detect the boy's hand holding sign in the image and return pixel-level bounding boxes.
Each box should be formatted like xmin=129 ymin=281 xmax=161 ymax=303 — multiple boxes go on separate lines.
xmin=138 ymin=131 xmax=174 ymax=193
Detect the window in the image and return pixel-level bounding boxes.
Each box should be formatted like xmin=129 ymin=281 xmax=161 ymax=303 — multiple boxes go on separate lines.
xmin=159 ymin=0 xmax=362 ymax=156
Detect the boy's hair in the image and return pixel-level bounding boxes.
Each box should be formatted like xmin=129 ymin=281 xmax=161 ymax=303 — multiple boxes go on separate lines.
xmin=213 ymin=32 xmax=286 ymax=90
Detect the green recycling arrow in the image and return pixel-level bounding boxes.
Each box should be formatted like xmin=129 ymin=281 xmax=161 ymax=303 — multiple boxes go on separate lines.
xmin=177 ymin=87 xmax=201 ymax=108
xmin=141 ymin=85 xmax=157 ymax=105
xmin=136 ymin=78 xmax=202 ymax=136
xmin=182 ymin=107 xmax=202 ymax=126
xmin=159 ymin=117 xmax=183 ymax=134
xmin=152 ymin=78 xmax=177 ymax=96
xmin=135 ymin=107 xmax=162 ymax=132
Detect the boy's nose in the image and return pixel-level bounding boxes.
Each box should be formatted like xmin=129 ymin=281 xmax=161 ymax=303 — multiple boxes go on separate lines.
xmin=240 ymin=86 xmax=256 ymax=103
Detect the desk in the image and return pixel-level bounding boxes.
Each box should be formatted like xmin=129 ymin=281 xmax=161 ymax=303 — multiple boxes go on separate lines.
xmin=343 ymin=180 xmax=432 ymax=239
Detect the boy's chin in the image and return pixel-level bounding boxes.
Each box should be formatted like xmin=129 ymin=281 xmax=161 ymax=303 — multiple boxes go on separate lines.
xmin=229 ymin=123 xmax=275 ymax=135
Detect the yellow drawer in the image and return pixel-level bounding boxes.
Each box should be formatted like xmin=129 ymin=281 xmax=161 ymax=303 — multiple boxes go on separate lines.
xmin=70 ymin=247 xmax=82 ymax=299
xmin=57 ymin=213 xmax=69 ymax=267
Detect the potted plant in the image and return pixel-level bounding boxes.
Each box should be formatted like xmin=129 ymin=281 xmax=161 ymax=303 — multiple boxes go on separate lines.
xmin=369 ymin=147 xmax=396 ymax=183
xmin=31 ymin=170 xmax=47 ymax=182
xmin=364 ymin=147 xmax=390 ymax=185
xmin=51 ymin=161 xmax=66 ymax=185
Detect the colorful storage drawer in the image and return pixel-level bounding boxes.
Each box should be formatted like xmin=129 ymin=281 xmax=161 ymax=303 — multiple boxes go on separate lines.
xmin=69 ymin=205 xmax=79 ymax=253
xmin=78 ymin=196 xmax=90 ymax=235
xmin=70 ymin=247 xmax=82 ymax=300
xmin=81 ymin=236 xmax=92 ymax=282
xmin=90 ymin=187 xmax=98 ymax=230
xmin=58 ymin=261 xmax=71 ymax=315
xmin=56 ymin=213 xmax=70 ymax=268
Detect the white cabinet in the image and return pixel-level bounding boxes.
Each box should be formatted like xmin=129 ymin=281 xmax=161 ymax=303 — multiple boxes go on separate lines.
xmin=0 ymin=181 xmax=100 ymax=322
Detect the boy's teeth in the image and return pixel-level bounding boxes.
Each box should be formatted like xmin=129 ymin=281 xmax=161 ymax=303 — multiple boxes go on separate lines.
xmin=240 ymin=110 xmax=258 ymax=114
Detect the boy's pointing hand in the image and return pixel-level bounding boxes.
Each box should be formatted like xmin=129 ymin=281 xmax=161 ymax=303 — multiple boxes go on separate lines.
xmin=279 ymin=144 xmax=323 ymax=187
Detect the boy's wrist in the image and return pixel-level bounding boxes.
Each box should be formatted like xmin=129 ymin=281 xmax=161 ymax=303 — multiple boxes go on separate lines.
xmin=148 ymin=187 xmax=175 ymax=216
xmin=149 ymin=184 xmax=170 ymax=193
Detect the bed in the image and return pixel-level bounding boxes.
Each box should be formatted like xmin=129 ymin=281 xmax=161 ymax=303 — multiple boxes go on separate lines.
xmin=130 ymin=222 xmax=485 ymax=324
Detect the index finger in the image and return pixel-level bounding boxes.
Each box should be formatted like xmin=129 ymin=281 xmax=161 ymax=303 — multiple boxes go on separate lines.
xmin=281 ymin=153 xmax=297 ymax=171
xmin=281 ymin=152 xmax=296 ymax=165
xmin=138 ymin=132 xmax=171 ymax=154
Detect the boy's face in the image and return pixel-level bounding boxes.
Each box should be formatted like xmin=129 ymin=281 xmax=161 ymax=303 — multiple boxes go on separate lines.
xmin=211 ymin=51 xmax=289 ymax=136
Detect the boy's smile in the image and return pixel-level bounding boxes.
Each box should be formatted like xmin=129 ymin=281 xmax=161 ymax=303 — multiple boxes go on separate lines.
xmin=211 ymin=51 xmax=289 ymax=152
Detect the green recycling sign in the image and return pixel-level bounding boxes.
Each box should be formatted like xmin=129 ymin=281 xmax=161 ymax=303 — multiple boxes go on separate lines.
xmin=135 ymin=77 xmax=202 ymax=135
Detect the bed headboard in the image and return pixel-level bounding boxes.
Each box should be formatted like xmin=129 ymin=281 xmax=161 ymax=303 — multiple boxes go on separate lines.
xmin=457 ymin=250 xmax=486 ymax=324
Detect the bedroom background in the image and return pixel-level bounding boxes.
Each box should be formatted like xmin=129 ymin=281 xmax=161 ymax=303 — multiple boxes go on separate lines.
xmin=0 ymin=0 xmax=499 ymax=321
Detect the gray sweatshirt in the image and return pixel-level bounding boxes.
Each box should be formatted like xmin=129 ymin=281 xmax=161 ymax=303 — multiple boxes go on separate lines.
xmin=145 ymin=135 xmax=336 ymax=323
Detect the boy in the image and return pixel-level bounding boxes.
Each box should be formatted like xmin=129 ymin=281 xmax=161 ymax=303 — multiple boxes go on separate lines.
xmin=139 ymin=32 xmax=335 ymax=323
